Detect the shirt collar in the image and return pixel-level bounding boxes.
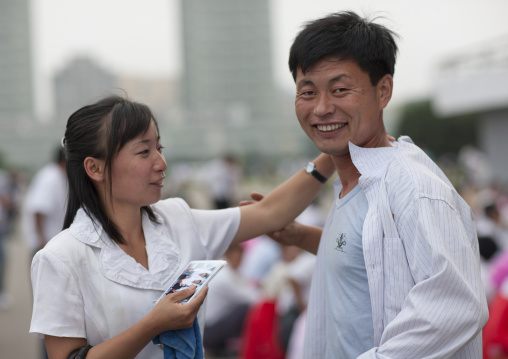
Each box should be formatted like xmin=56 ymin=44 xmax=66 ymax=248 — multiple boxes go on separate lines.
xmin=69 ymin=207 xmax=179 ymax=291
xmin=70 ymin=208 xmax=165 ymax=249
xmin=348 ymin=141 xmax=398 ymax=179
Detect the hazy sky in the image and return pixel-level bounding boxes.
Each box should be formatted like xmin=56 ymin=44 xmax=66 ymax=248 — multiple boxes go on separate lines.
xmin=31 ymin=0 xmax=508 ymax=118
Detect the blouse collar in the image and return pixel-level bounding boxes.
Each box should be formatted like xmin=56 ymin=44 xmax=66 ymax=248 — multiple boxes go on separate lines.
xmin=70 ymin=208 xmax=180 ymax=291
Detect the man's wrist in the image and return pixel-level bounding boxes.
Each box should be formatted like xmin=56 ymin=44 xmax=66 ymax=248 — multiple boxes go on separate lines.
xmin=305 ymin=162 xmax=328 ymax=183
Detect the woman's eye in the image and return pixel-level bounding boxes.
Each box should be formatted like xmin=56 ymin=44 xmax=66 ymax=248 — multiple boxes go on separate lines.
xmin=138 ymin=149 xmax=149 ymax=155
xmin=157 ymin=146 xmax=165 ymax=153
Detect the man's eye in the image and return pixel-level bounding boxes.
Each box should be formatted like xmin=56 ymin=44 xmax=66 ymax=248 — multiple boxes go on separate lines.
xmin=334 ymin=88 xmax=348 ymax=93
xmin=299 ymin=91 xmax=316 ymax=97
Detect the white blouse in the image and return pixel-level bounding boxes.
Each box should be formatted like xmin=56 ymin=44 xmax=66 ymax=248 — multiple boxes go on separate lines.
xmin=30 ymin=198 xmax=240 ymax=359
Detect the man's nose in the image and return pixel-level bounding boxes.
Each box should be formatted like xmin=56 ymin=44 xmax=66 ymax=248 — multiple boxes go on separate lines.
xmin=314 ymin=93 xmax=335 ymax=116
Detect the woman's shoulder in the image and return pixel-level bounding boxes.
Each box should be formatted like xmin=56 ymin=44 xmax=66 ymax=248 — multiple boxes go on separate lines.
xmin=35 ymin=228 xmax=90 ymax=265
xmin=152 ymin=197 xmax=193 ymax=221
xmin=153 ymin=197 xmax=189 ymax=211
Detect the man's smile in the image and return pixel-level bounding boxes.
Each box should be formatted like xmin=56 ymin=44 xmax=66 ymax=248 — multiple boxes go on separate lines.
xmin=316 ymin=123 xmax=346 ymax=132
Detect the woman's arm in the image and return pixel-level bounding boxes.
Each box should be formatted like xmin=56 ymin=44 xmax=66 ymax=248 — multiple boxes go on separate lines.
xmin=233 ymin=153 xmax=334 ymax=245
xmin=237 ymin=192 xmax=324 ymax=254
xmin=45 ymin=286 xmax=207 ymax=359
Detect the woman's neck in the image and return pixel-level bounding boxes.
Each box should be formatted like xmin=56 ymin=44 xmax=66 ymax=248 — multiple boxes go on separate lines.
xmin=107 ymin=206 xmax=144 ymax=244
xmin=110 ymin=207 xmax=148 ymax=269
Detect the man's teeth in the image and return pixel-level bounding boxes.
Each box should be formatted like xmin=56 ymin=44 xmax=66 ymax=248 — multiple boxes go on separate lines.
xmin=317 ymin=123 xmax=345 ymax=132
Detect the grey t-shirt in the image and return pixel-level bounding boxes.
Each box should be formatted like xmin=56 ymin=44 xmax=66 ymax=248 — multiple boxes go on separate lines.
xmin=324 ymin=185 xmax=374 ymax=358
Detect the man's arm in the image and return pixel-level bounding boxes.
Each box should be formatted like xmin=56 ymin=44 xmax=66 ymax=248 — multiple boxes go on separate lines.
xmin=269 ymin=221 xmax=322 ymax=255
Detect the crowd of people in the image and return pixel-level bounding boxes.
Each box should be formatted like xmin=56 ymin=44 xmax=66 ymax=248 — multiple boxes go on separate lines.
xmin=0 ymin=9 xmax=507 ymax=359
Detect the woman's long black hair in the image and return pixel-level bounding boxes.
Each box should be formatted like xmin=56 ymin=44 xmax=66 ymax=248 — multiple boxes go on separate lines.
xmin=62 ymin=95 xmax=159 ymax=244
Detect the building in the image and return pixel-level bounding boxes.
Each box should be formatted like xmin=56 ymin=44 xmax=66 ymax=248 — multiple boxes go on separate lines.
xmin=0 ymin=0 xmax=33 ymax=119
xmin=0 ymin=0 xmax=36 ymax=168
xmin=171 ymin=0 xmax=309 ymax=161
xmin=432 ymin=35 xmax=508 ymax=184
xmin=54 ymin=57 xmax=117 ymax=126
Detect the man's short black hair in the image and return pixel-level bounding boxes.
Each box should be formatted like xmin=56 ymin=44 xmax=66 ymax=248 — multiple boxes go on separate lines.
xmin=289 ymin=11 xmax=399 ymax=85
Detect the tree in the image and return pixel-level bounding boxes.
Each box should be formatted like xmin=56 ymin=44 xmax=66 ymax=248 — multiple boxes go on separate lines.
xmin=396 ymin=100 xmax=478 ymax=160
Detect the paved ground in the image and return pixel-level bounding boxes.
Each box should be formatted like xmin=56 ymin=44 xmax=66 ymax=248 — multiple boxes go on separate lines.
xmin=0 ymin=224 xmax=40 ymax=359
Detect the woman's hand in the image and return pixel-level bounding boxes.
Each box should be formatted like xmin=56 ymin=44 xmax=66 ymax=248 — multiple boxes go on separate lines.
xmin=45 ymin=286 xmax=208 ymax=359
xmin=147 ymin=285 xmax=208 ymax=334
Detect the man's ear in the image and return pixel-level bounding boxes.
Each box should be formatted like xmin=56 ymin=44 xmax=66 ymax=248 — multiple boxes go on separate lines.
xmin=84 ymin=157 xmax=105 ymax=182
xmin=377 ymin=74 xmax=393 ymax=110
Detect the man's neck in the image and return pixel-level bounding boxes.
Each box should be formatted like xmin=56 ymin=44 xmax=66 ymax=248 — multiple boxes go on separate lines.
xmin=332 ymin=154 xmax=360 ymax=199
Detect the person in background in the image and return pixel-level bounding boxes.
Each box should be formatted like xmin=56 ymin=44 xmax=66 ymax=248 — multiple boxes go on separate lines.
xmin=21 ymin=147 xmax=67 ymax=359
xmin=262 ymin=11 xmax=487 ymax=358
xmin=22 ymin=146 xmax=67 ymax=258
xmin=200 ymin=154 xmax=242 ymax=209
xmin=29 ymin=96 xmax=335 ymax=359
xmin=203 ymin=244 xmax=260 ymax=357
xmin=0 ymin=169 xmax=16 ymax=309
xmin=477 ymin=203 xmax=508 ymax=250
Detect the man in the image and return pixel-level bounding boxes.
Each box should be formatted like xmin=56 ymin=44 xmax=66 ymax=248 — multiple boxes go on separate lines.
xmin=273 ymin=11 xmax=488 ymax=358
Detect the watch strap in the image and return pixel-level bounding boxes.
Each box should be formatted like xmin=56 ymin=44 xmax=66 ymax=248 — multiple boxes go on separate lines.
xmin=310 ymin=168 xmax=327 ymax=183
xmin=306 ymin=162 xmax=327 ymax=183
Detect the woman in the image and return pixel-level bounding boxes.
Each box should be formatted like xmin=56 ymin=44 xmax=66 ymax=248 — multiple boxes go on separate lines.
xmin=29 ymin=96 xmax=335 ymax=359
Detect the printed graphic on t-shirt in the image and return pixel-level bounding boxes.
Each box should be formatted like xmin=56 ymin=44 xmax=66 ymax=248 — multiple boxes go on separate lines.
xmin=335 ymin=233 xmax=347 ymax=252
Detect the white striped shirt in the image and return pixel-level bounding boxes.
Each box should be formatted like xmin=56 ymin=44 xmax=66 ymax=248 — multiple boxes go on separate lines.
xmin=304 ymin=137 xmax=488 ymax=359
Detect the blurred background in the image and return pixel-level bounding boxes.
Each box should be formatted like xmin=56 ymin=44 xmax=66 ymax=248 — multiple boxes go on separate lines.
xmin=1 ymin=0 xmax=507 ymax=358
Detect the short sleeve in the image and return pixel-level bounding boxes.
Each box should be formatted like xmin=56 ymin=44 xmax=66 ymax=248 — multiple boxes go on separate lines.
xmin=25 ymin=169 xmax=60 ymax=214
xmin=190 ymin=207 xmax=240 ymax=260
xmin=30 ymin=249 xmax=86 ymax=339
xmin=287 ymin=253 xmax=316 ymax=285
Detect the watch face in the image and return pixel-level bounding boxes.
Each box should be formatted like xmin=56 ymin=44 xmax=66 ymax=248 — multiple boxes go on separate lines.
xmin=306 ymin=162 xmax=315 ymax=173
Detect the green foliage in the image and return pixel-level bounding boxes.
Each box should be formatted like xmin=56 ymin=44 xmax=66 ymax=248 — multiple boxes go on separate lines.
xmin=396 ymin=100 xmax=478 ymax=159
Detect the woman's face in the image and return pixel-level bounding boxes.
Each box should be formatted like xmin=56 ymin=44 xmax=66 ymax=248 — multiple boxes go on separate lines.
xmin=108 ymin=121 xmax=167 ymax=211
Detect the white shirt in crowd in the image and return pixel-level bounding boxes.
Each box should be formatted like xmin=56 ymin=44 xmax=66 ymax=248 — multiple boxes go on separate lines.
xmin=204 ymin=264 xmax=260 ymax=327
xmin=22 ymin=163 xmax=67 ymax=252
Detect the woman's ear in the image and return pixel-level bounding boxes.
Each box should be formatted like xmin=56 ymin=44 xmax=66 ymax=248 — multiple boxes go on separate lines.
xmin=84 ymin=157 xmax=105 ymax=182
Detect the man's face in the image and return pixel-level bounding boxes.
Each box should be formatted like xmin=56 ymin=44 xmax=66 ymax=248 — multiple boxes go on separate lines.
xmin=294 ymin=58 xmax=392 ymax=157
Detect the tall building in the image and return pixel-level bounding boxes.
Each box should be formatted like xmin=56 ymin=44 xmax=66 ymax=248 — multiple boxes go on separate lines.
xmin=173 ymin=0 xmax=308 ymax=160
xmin=54 ymin=57 xmax=117 ymax=125
xmin=0 ymin=0 xmax=34 ymax=119
xmin=0 ymin=0 xmax=47 ymax=170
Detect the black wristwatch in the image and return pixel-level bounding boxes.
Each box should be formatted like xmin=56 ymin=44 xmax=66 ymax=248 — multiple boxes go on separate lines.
xmin=305 ymin=162 xmax=327 ymax=183
xmin=67 ymin=345 xmax=92 ymax=359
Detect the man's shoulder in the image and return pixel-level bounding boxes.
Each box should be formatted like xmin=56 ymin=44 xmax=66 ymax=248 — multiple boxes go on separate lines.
xmin=385 ymin=140 xmax=458 ymax=203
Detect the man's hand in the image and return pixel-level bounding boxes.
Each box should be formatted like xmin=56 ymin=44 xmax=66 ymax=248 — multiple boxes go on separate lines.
xmin=239 ymin=192 xmax=321 ymax=254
